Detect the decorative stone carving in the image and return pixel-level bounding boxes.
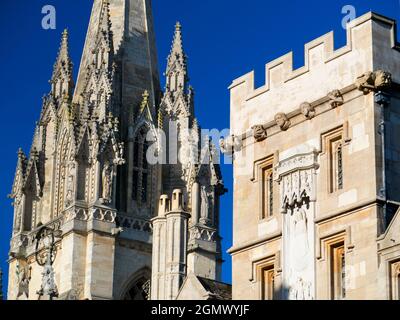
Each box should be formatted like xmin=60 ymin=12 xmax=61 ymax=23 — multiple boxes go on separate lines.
xmin=116 ymin=215 xmax=152 ymax=233
xmin=275 ymin=151 xmax=318 ymax=300
xmin=274 ymin=112 xmax=291 ymax=131
xmin=101 ymin=162 xmax=114 ymax=204
xmin=356 ymin=70 xmax=392 ymax=94
xmin=300 ymin=102 xmax=315 ymax=120
xmin=289 ymin=277 xmax=313 ymax=300
xmin=189 ymin=225 xmax=217 ymax=242
xmin=252 ymin=125 xmax=267 ymax=142
xmin=328 ymin=89 xmax=344 ymax=108
xmin=142 ymin=280 xmax=151 ymax=300
xmin=65 ymin=162 xmax=75 ymax=207
xmin=16 ymin=262 xmax=31 ymax=299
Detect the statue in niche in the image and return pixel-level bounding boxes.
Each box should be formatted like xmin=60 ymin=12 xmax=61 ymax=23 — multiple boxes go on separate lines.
xmin=200 ymin=185 xmax=212 ymax=225
xmin=14 ymin=200 xmax=22 ymax=232
xmin=287 ymin=203 xmax=312 ymax=300
xmin=101 ymin=161 xmax=114 ymax=204
xmin=16 ymin=263 xmax=31 ymax=299
xmin=65 ymin=163 xmax=75 ymax=206
xmin=289 ymin=277 xmax=312 ymax=300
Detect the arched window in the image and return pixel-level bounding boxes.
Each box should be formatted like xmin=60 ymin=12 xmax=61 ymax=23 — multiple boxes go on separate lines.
xmin=123 ymin=277 xmax=150 ymax=300
xmin=329 ymin=137 xmax=344 ymax=193
xmin=261 ymin=164 xmax=273 ymax=219
xmin=132 ymin=127 xmax=150 ymax=205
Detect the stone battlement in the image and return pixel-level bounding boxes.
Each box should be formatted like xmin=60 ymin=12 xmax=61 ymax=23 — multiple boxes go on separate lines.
xmin=229 ymin=12 xmax=400 ymax=135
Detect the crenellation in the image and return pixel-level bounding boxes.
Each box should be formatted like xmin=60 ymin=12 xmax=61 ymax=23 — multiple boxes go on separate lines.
xmin=229 ymin=13 xmax=400 ymax=135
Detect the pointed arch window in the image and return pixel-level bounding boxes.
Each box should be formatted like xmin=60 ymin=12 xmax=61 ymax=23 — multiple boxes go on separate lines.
xmin=123 ymin=277 xmax=150 ymax=300
xmin=324 ymin=129 xmax=345 ymax=193
xmin=330 ymin=242 xmax=346 ymax=300
xmin=261 ymin=163 xmax=274 ymax=219
xmin=132 ymin=127 xmax=150 ymax=205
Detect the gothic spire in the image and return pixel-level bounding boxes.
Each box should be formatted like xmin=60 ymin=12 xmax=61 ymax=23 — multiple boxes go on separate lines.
xmin=96 ymin=0 xmax=114 ymax=59
xmin=50 ymin=29 xmax=74 ymax=101
xmin=165 ymin=22 xmax=188 ymax=92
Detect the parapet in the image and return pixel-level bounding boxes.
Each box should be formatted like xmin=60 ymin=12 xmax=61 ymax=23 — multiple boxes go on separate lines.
xmin=229 ymin=12 xmax=400 ymax=135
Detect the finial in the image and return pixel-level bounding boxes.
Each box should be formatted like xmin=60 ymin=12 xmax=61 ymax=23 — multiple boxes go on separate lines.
xmin=175 ymin=21 xmax=182 ymax=31
xmin=62 ymin=28 xmax=68 ymax=40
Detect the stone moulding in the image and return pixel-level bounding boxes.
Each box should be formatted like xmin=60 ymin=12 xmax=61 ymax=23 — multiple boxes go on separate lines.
xmin=9 ymin=204 xmax=122 ymax=260
xmin=274 ymin=151 xmax=319 ymax=182
xmin=231 ymin=70 xmax=393 ymax=147
xmin=188 ymin=225 xmax=217 ymax=242
xmin=115 ymin=215 xmax=152 ymax=233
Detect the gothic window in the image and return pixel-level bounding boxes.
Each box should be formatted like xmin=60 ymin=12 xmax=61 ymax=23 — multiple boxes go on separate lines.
xmin=330 ymin=139 xmax=343 ymax=192
xmin=261 ymin=164 xmax=274 ymax=219
xmin=261 ymin=265 xmax=275 ymax=300
xmin=123 ymin=277 xmax=150 ymax=300
xmin=330 ymin=242 xmax=346 ymax=300
xmin=324 ymin=129 xmax=344 ymax=193
xmin=132 ymin=127 xmax=150 ymax=205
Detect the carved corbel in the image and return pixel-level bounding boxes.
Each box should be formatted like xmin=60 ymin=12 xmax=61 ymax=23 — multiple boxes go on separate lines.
xmin=328 ymin=89 xmax=344 ymax=108
xmin=300 ymin=102 xmax=315 ymax=120
xmin=356 ymin=70 xmax=392 ymax=94
xmin=252 ymin=125 xmax=267 ymax=142
xmin=274 ymin=112 xmax=291 ymax=131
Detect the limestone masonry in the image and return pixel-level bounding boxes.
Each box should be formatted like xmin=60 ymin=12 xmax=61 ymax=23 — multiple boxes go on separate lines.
xmin=223 ymin=12 xmax=400 ymax=299
xmin=7 ymin=0 xmax=400 ymax=300
xmin=7 ymin=0 xmax=226 ymax=300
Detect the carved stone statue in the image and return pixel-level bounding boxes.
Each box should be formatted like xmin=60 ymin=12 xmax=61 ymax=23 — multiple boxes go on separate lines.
xmin=200 ymin=186 xmax=210 ymax=225
xmin=101 ymin=162 xmax=114 ymax=204
xmin=16 ymin=263 xmax=30 ymax=299
xmin=300 ymin=102 xmax=315 ymax=120
xmin=328 ymin=89 xmax=344 ymax=108
xmin=65 ymin=163 xmax=75 ymax=206
xmin=252 ymin=125 xmax=267 ymax=142
xmin=289 ymin=277 xmax=313 ymax=300
xmin=356 ymin=70 xmax=392 ymax=94
xmin=274 ymin=112 xmax=291 ymax=131
xmin=14 ymin=201 xmax=22 ymax=232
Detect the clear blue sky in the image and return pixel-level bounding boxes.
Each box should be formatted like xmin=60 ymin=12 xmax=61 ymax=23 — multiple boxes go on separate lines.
xmin=0 ymin=0 xmax=399 ymax=298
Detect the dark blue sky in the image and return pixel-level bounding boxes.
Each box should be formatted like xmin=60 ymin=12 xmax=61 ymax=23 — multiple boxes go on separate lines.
xmin=0 ymin=0 xmax=399 ymax=298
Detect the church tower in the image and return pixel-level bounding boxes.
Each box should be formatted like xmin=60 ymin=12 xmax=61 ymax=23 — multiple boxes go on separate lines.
xmin=7 ymin=0 xmax=225 ymax=300
xmin=7 ymin=0 xmax=160 ymax=300
xmin=151 ymin=23 xmax=226 ymax=300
